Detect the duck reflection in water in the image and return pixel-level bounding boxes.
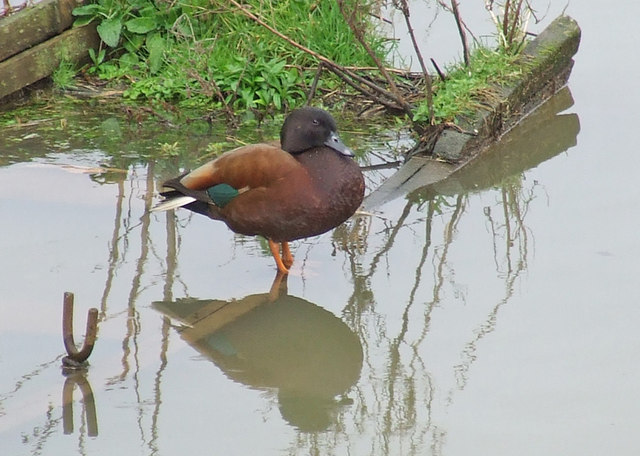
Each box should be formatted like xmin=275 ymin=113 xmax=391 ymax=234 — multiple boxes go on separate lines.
xmin=153 ymin=273 xmax=363 ymax=432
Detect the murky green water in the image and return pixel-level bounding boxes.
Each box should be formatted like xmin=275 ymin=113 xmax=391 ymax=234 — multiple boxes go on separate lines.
xmin=2 ymin=2 xmax=640 ymax=455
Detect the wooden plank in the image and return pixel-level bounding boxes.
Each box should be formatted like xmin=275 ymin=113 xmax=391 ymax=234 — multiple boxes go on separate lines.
xmin=0 ymin=0 xmax=80 ymax=62
xmin=0 ymin=23 xmax=99 ymax=101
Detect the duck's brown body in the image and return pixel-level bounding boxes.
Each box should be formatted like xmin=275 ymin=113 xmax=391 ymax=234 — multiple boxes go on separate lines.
xmin=153 ymin=108 xmax=364 ymax=273
xmin=219 ymin=147 xmax=363 ymax=242
xmin=163 ymin=145 xmax=364 ymax=242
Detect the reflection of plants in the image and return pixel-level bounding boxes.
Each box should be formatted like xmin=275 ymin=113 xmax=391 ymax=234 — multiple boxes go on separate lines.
xmin=158 ymin=141 xmax=180 ymax=157
xmin=329 ymin=173 xmax=535 ymax=454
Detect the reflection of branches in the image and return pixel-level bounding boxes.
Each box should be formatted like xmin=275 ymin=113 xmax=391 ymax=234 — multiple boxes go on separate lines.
xmin=0 ymin=355 xmax=63 ymax=407
xmin=148 ymin=318 xmax=170 ymax=455
xmin=414 ymin=194 xmax=466 ymax=350
xmin=106 ymin=162 xmax=154 ymax=438
xmin=385 ymin=200 xmax=438 ymax=455
xmin=100 ymin=178 xmax=125 ymax=317
xmin=337 ymin=194 xmax=470 ymax=456
xmin=340 ymin=199 xmax=413 ymax=329
xmin=453 ymin=180 xmax=533 ymax=391
xmin=485 ymin=180 xmax=534 ymax=276
xmin=21 ymin=403 xmax=60 ymax=456
xmin=332 ymin=167 xmax=537 ymax=454
xmin=148 ymin=205 xmax=179 ymax=453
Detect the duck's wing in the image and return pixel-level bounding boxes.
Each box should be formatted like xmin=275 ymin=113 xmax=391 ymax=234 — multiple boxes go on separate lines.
xmin=180 ymin=144 xmax=300 ymax=191
xmin=151 ymin=144 xmax=300 ymax=214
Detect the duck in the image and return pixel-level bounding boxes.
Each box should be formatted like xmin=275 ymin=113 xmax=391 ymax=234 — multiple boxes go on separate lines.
xmin=151 ymin=107 xmax=365 ymax=274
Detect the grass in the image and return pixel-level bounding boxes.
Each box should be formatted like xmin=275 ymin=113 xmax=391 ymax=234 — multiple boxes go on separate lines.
xmin=67 ymin=0 xmax=537 ymax=135
xmin=72 ymin=0 xmax=390 ymax=112
xmin=52 ymin=60 xmax=78 ymax=90
xmin=413 ymin=47 xmax=530 ymax=124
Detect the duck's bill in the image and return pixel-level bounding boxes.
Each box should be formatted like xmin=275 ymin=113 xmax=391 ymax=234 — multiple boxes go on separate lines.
xmin=325 ymin=132 xmax=354 ymax=157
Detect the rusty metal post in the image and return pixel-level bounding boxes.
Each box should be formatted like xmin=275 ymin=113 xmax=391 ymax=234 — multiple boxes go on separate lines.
xmin=62 ymin=292 xmax=98 ymax=365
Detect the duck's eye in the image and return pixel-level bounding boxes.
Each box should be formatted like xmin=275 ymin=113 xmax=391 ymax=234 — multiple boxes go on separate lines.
xmin=312 ymin=119 xmax=320 ymax=125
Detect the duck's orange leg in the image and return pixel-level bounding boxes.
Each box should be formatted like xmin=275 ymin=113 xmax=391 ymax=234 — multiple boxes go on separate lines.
xmin=268 ymin=239 xmax=290 ymax=274
xmin=281 ymin=242 xmax=294 ymax=269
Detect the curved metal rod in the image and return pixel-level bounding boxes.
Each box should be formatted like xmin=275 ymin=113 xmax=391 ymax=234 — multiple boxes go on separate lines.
xmin=62 ymin=292 xmax=98 ymax=363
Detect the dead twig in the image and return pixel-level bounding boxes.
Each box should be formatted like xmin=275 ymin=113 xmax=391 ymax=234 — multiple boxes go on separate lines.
xmin=450 ymin=0 xmax=471 ymax=67
xmin=306 ymin=63 xmax=324 ymax=105
xmin=395 ymin=0 xmax=435 ymax=124
xmin=337 ymin=1 xmax=407 ymax=107
xmin=430 ymin=58 xmax=446 ymax=82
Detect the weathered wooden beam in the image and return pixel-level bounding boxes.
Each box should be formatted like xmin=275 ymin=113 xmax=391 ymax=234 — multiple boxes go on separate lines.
xmin=430 ymin=15 xmax=582 ymax=163
xmin=0 ymin=23 xmax=99 ymax=101
xmin=0 ymin=0 xmax=81 ymax=62
xmin=363 ymin=15 xmax=582 ymax=210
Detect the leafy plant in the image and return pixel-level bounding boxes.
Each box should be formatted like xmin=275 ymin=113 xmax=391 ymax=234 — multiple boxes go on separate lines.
xmin=73 ymin=0 xmax=188 ymax=75
xmin=72 ymin=0 xmax=389 ymax=112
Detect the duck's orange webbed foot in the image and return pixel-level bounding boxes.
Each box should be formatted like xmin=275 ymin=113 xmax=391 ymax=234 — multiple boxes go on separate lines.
xmin=268 ymin=239 xmax=291 ymax=274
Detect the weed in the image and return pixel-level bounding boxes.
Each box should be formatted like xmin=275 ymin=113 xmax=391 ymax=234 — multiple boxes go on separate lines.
xmin=73 ymin=0 xmax=389 ymax=112
xmin=52 ymin=60 xmax=77 ymax=90
xmin=483 ymin=0 xmax=536 ymax=54
xmin=413 ymin=47 xmax=527 ymax=124
xmin=69 ymin=0 xmax=537 ymax=135
xmin=158 ymin=141 xmax=180 ymax=156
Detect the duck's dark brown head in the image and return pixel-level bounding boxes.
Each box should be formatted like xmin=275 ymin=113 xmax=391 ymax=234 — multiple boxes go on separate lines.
xmin=280 ymin=107 xmax=353 ymax=157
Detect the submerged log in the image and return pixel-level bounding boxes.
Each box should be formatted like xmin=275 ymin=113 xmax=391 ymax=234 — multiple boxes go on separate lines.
xmin=364 ymin=15 xmax=581 ymax=210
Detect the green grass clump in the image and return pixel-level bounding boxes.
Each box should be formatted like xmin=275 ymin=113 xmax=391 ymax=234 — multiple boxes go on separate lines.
xmin=414 ymin=47 xmax=528 ymax=124
xmin=52 ymin=60 xmax=78 ymax=90
xmin=73 ymin=0 xmax=389 ymax=112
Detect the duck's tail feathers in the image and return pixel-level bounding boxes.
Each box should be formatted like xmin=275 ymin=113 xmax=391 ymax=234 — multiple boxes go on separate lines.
xmin=150 ymin=195 xmax=197 ymax=212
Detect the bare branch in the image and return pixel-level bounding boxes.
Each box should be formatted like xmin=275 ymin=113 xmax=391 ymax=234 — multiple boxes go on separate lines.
xmin=306 ymin=63 xmax=324 ymax=105
xmin=336 ymin=0 xmax=415 ymax=120
xmin=430 ymin=58 xmax=446 ymax=82
xmin=450 ymin=0 xmax=471 ymax=67
xmin=396 ymin=0 xmax=435 ymax=124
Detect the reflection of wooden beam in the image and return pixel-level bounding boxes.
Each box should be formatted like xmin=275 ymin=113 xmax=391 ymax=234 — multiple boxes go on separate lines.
xmin=362 ymin=157 xmax=454 ymax=211
xmin=178 ymin=295 xmax=271 ymax=344
xmin=0 ymin=23 xmax=99 ymax=100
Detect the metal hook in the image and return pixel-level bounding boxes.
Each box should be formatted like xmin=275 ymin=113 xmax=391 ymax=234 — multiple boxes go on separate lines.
xmin=62 ymin=292 xmax=98 ymax=366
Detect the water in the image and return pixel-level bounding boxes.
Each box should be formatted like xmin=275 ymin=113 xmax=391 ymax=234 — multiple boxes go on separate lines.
xmin=2 ymin=1 xmax=640 ymax=455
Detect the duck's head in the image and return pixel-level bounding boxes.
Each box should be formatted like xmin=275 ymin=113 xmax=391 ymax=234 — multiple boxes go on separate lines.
xmin=280 ymin=107 xmax=353 ymax=157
